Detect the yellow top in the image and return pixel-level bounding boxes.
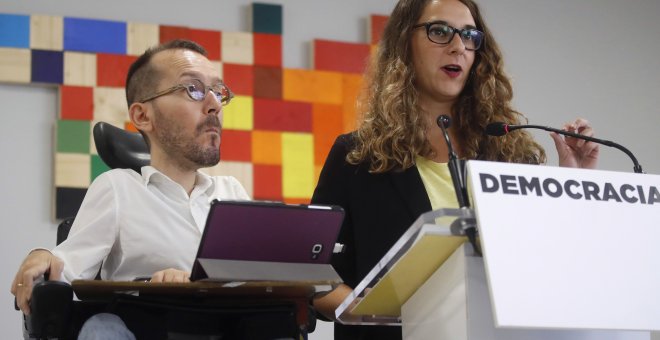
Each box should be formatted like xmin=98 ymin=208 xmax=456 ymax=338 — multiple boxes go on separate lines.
xmin=415 ymin=155 xmax=459 ymax=210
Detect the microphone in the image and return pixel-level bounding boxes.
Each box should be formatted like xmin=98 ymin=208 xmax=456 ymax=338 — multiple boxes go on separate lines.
xmin=436 ymin=115 xmax=469 ymax=207
xmin=485 ymin=122 xmax=644 ymax=174
xmin=436 ymin=115 xmax=480 ymax=256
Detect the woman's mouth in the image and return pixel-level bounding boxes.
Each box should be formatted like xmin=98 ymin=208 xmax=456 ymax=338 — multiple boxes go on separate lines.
xmin=442 ymin=64 xmax=462 ymax=78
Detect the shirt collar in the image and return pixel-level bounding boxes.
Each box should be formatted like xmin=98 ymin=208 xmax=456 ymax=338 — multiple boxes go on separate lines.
xmin=140 ymin=166 xmax=215 ymax=197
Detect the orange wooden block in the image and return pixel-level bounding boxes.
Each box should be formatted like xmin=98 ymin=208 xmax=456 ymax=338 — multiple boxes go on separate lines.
xmin=312 ymin=103 xmax=343 ymax=166
xmin=283 ymin=68 xmax=342 ymax=105
xmin=97 ymin=53 xmax=137 ymax=87
xmin=253 ymin=33 xmax=281 ymax=67
xmin=253 ymin=164 xmax=282 ymax=201
xmin=220 ymin=129 xmax=251 ymax=162
xmin=252 ymin=130 xmax=281 ymax=165
xmin=61 ymin=86 xmax=94 ymax=120
xmin=189 ymin=28 xmax=221 ymax=61
xmin=124 ymin=121 xmax=138 ymax=132
xmin=159 ymin=25 xmax=189 ymax=43
xmin=223 ymin=63 xmax=253 ymax=96
xmin=370 ymin=15 xmax=389 ymax=44
xmin=283 ymin=197 xmax=311 ymax=205
xmin=342 ymin=74 xmax=363 ymax=132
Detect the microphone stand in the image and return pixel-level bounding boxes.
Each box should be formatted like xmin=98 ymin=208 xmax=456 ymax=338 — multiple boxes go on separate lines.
xmin=436 ymin=115 xmax=481 ymax=256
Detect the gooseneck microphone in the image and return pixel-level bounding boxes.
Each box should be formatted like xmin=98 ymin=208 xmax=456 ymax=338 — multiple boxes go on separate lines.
xmin=436 ymin=115 xmax=480 ymax=256
xmin=485 ymin=122 xmax=644 ymax=174
xmin=436 ymin=115 xmax=469 ymax=207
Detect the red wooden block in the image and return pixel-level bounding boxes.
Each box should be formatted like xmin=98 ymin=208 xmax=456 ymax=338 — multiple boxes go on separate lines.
xmin=370 ymin=15 xmax=389 ymax=44
xmin=220 ymin=129 xmax=251 ymax=162
xmin=223 ymin=63 xmax=254 ymax=96
xmin=97 ymin=53 xmax=137 ymax=87
xmin=189 ymin=28 xmax=221 ymax=61
xmin=254 ymin=66 xmax=282 ymax=99
xmin=253 ymin=164 xmax=282 ymax=200
xmin=60 ymin=86 xmax=94 ymax=120
xmin=253 ymin=33 xmax=282 ymax=67
xmin=314 ymin=39 xmax=370 ymax=74
xmin=159 ymin=25 xmax=190 ymax=43
xmin=254 ymin=99 xmax=312 ymax=132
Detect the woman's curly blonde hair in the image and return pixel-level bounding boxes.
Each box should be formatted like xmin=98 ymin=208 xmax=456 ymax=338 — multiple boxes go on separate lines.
xmin=348 ymin=0 xmax=546 ymax=173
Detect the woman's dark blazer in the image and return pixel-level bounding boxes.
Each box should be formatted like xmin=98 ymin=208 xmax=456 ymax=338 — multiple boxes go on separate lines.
xmin=311 ymin=133 xmax=432 ymax=340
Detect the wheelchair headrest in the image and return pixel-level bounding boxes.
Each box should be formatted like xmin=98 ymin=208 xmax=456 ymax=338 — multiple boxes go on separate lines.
xmin=93 ymin=122 xmax=150 ymax=173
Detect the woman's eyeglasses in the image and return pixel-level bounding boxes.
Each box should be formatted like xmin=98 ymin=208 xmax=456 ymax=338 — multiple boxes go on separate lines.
xmin=413 ymin=21 xmax=484 ymax=51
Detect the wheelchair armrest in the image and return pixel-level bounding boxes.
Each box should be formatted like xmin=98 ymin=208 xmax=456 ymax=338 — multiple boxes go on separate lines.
xmin=25 ymin=280 xmax=74 ymax=339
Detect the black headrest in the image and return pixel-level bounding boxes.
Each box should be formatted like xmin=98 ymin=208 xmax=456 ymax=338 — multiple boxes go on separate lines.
xmin=93 ymin=122 xmax=150 ymax=173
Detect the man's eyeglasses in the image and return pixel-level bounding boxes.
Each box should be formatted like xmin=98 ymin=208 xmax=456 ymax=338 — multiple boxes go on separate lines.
xmin=413 ymin=21 xmax=484 ymax=51
xmin=139 ymin=78 xmax=234 ymax=106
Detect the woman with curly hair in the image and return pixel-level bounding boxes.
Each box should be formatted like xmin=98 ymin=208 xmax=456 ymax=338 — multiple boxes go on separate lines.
xmin=311 ymin=0 xmax=599 ymax=339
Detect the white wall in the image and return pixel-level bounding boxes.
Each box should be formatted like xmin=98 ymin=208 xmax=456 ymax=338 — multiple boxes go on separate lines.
xmin=1 ymin=1 xmax=659 ymax=339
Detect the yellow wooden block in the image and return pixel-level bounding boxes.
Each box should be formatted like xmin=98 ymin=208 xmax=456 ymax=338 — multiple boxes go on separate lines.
xmin=211 ymin=61 xmax=224 ymax=80
xmin=283 ymin=68 xmax=342 ymax=105
xmin=222 ymin=95 xmax=253 ymax=130
xmin=252 ymin=130 xmax=281 ymax=165
xmin=282 ymin=133 xmax=314 ymax=199
xmin=127 ymin=22 xmax=159 ymax=56
xmin=203 ymin=161 xmax=253 ymax=198
xmin=93 ymin=87 xmax=129 ymax=129
xmin=30 ymin=15 xmax=64 ymax=50
xmin=55 ymin=153 xmax=91 ymax=188
xmin=222 ymin=32 xmax=253 ymax=65
xmin=0 ymin=48 xmax=31 ymax=83
xmin=64 ymin=51 xmax=96 ymax=86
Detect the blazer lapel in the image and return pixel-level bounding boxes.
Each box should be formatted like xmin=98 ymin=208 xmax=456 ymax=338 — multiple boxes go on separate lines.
xmin=389 ymin=166 xmax=432 ymax=220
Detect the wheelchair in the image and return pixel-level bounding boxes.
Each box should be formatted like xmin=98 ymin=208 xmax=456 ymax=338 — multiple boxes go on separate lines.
xmin=18 ymin=122 xmax=312 ymax=340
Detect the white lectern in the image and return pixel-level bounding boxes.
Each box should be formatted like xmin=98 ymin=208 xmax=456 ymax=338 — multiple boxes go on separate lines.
xmin=336 ymin=161 xmax=660 ymax=340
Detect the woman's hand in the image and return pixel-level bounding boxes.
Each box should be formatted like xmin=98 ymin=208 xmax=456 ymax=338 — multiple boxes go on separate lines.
xmin=550 ymin=118 xmax=599 ymax=169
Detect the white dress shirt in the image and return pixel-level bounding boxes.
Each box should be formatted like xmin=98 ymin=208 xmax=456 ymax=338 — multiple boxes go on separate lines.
xmin=51 ymin=166 xmax=250 ymax=282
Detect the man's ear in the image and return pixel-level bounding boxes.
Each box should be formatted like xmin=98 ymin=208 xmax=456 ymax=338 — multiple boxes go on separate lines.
xmin=129 ymin=102 xmax=153 ymax=133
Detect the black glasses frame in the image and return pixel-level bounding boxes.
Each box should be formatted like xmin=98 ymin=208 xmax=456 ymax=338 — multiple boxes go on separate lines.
xmin=139 ymin=79 xmax=234 ymax=106
xmin=412 ymin=21 xmax=484 ymax=51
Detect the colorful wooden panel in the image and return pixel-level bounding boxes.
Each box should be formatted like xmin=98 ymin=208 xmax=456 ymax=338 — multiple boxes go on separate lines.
xmin=0 ymin=5 xmax=390 ymax=218
xmin=30 ymin=15 xmax=64 ymax=50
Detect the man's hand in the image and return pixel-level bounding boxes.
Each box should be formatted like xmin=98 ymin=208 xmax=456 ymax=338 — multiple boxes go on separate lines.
xmin=10 ymin=250 xmax=64 ymax=315
xmin=551 ymin=118 xmax=599 ymax=169
xmin=150 ymin=268 xmax=190 ymax=283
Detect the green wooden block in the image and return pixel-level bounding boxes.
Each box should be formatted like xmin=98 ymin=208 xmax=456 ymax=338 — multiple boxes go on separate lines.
xmin=57 ymin=119 xmax=90 ymax=153
xmin=91 ymin=154 xmax=110 ymax=180
xmin=252 ymin=3 xmax=282 ymax=34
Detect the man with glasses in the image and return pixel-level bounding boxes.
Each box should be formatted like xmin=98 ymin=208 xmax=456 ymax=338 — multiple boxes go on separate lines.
xmin=11 ymin=40 xmax=251 ymax=338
